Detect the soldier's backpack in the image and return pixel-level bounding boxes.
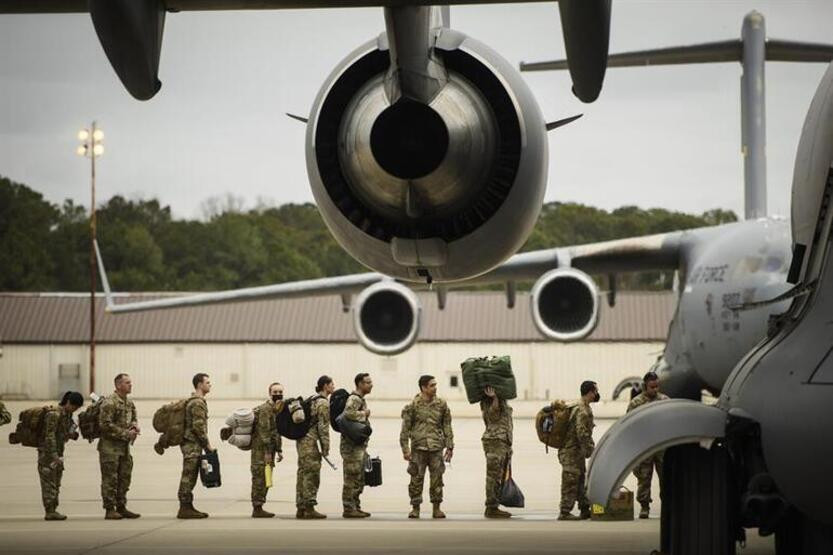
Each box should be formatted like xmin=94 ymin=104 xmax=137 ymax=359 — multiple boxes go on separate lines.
xmin=77 ymin=394 xmax=104 ymax=443
xmin=276 ymin=396 xmax=315 ymax=440
xmin=535 ymin=400 xmax=576 ymax=451
xmin=8 ymin=406 xmax=51 ymax=447
xmin=152 ymin=398 xmax=196 ymax=452
xmin=329 ymin=389 xmax=350 ymax=433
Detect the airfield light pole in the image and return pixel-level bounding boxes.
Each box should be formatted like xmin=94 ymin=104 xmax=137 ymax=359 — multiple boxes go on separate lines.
xmin=77 ymin=123 xmax=104 ymax=395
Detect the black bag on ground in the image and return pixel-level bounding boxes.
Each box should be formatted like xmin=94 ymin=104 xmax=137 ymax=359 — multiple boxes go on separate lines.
xmin=364 ymin=456 xmax=382 ymax=487
xmin=276 ymin=396 xmax=314 ymax=440
xmin=199 ymin=450 xmax=221 ymax=488
xmin=499 ymin=461 xmax=525 ymax=508
xmin=329 ymin=389 xmax=350 ymax=432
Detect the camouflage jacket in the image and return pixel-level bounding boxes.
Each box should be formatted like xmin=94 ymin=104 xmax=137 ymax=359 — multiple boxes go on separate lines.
xmin=480 ymin=398 xmax=513 ymax=444
xmin=400 ymin=395 xmax=454 ymax=453
xmin=0 ymin=401 xmax=10 ymax=427
xmin=38 ymin=406 xmax=72 ymax=459
xmin=98 ymin=392 xmax=137 ymax=454
xmin=251 ymin=400 xmax=282 ymax=459
xmin=344 ymin=392 xmax=368 ymax=423
xmin=561 ymin=400 xmax=595 ymax=458
xmin=627 ymin=392 xmax=669 ymax=412
xmin=183 ymin=394 xmax=209 ymax=448
xmin=303 ymin=394 xmax=330 ymax=455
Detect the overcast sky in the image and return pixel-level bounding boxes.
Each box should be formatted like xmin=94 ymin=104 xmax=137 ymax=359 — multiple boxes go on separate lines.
xmin=1 ymin=1 xmax=831 ymax=220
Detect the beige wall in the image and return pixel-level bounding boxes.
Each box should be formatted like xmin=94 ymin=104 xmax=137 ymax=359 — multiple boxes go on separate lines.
xmin=0 ymin=341 xmax=663 ymax=401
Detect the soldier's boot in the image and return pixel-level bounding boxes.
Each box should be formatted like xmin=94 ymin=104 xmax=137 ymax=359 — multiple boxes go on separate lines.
xmin=639 ymin=503 xmax=650 ymax=519
xmin=296 ymin=506 xmax=308 ymax=519
xmin=117 ymin=506 xmax=141 ymax=519
xmin=104 ymin=509 xmax=123 ymax=520
xmin=408 ymin=504 xmax=420 ymax=519
xmin=342 ymin=508 xmax=366 ymax=519
xmin=432 ymin=503 xmax=446 ymax=519
xmin=177 ymin=503 xmax=208 ymax=519
xmin=558 ymin=511 xmax=581 ymax=521
xmin=579 ymin=507 xmax=592 ymax=520
xmin=357 ymin=508 xmax=371 ymax=518
xmin=44 ymin=510 xmax=67 ymax=521
xmin=306 ymin=507 xmax=327 ymax=519
xmin=484 ymin=506 xmax=512 ymax=519
xmin=194 ymin=505 xmax=209 ymax=518
xmin=252 ymin=505 xmax=275 ymax=518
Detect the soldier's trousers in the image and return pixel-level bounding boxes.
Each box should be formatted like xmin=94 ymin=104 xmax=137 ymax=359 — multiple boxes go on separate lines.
xmin=178 ymin=441 xmax=202 ymax=504
xmin=633 ymin=452 xmax=663 ymax=506
xmin=482 ymin=439 xmax=511 ymax=508
xmin=251 ymin=462 xmax=270 ymax=506
xmin=37 ymin=450 xmax=63 ymax=511
xmin=340 ymin=437 xmax=366 ymax=510
xmin=558 ymin=448 xmax=589 ymax=514
xmin=407 ymin=449 xmax=445 ymax=505
xmin=296 ymin=437 xmax=322 ymax=508
xmin=99 ymin=451 xmax=133 ymax=509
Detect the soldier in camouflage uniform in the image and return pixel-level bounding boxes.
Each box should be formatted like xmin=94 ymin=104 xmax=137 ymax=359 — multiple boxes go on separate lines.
xmin=250 ymin=382 xmax=285 ymax=518
xmin=627 ymin=371 xmax=670 ymax=519
xmin=296 ymin=375 xmax=334 ymax=519
xmin=341 ymin=373 xmax=373 ymax=518
xmin=98 ymin=373 xmax=141 ymax=520
xmin=481 ymin=385 xmax=513 ymax=518
xmin=557 ymin=380 xmax=599 ymax=521
xmin=400 ymin=375 xmax=454 ymax=519
xmin=0 ymin=401 xmax=11 ymax=427
xmin=177 ymin=373 xmax=214 ymax=519
xmin=38 ymin=391 xmax=84 ymax=521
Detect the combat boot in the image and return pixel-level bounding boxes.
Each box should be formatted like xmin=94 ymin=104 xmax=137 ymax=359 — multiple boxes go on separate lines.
xmin=306 ymin=507 xmax=327 ymax=519
xmin=252 ymin=505 xmax=275 ymax=518
xmin=408 ymin=504 xmax=420 ymax=519
xmin=177 ymin=503 xmax=208 ymax=519
xmin=104 ymin=509 xmax=123 ymax=520
xmin=357 ymin=508 xmax=371 ymax=517
xmin=432 ymin=503 xmax=446 ymax=519
xmin=44 ymin=510 xmax=67 ymax=521
xmin=117 ymin=506 xmax=141 ymax=519
xmin=296 ymin=506 xmax=308 ymax=519
xmin=342 ymin=508 xmax=368 ymax=518
xmin=639 ymin=503 xmax=650 ymax=519
xmin=484 ymin=506 xmax=512 ymax=518
xmin=579 ymin=508 xmax=592 ymax=520
xmin=558 ymin=511 xmax=581 ymax=521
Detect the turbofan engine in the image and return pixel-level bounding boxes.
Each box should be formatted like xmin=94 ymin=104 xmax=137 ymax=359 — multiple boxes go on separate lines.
xmin=530 ymin=268 xmax=600 ymax=341
xmin=306 ymin=29 xmax=548 ymax=284
xmin=353 ymin=281 xmax=421 ymax=355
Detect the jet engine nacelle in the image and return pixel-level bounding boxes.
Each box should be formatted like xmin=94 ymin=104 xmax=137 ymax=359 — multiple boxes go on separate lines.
xmin=530 ymin=268 xmax=600 ymax=341
xmin=353 ymin=281 xmax=421 ymax=355
xmin=306 ymin=29 xmax=548 ymax=284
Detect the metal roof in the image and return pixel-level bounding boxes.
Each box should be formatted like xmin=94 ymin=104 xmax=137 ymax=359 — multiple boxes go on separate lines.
xmin=0 ymin=291 xmax=676 ymax=344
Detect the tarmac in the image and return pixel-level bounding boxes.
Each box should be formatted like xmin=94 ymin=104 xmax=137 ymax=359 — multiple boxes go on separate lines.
xmin=0 ymin=399 xmax=775 ymax=554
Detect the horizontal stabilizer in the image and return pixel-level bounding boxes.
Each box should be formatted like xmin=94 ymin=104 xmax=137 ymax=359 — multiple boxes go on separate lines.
xmin=521 ymin=38 xmax=833 ymax=73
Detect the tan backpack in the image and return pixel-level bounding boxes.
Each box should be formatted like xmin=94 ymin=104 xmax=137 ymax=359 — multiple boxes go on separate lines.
xmin=535 ymin=400 xmax=576 ymax=451
xmin=152 ymin=398 xmax=195 ymax=452
xmin=9 ymin=406 xmax=51 ymax=448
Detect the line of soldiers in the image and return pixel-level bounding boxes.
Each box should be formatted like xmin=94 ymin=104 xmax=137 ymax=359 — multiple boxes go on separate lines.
xmin=0 ymin=371 xmax=666 ymax=521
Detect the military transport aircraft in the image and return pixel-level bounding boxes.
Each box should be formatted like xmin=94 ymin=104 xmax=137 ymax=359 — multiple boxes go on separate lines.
xmin=1 ymin=0 xmax=613 ymax=284
xmin=90 ymin=11 xmax=833 ymax=553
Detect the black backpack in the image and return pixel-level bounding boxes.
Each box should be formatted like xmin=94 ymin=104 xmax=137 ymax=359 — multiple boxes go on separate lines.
xmin=276 ymin=396 xmax=316 ymax=440
xmin=329 ymin=389 xmax=350 ymax=433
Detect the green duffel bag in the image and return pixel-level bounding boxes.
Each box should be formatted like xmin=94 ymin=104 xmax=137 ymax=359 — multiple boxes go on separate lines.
xmin=461 ymin=356 xmax=517 ymax=404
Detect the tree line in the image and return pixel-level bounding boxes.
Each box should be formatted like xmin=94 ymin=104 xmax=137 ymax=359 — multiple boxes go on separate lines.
xmin=0 ymin=175 xmax=737 ymax=292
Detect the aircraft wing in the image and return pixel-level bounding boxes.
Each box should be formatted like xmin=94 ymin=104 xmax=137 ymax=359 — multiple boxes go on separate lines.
xmin=98 ymin=230 xmax=685 ymax=311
